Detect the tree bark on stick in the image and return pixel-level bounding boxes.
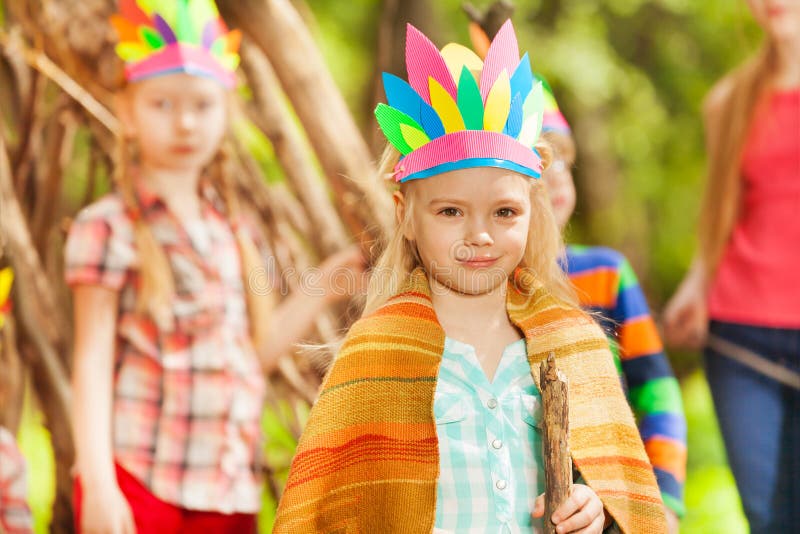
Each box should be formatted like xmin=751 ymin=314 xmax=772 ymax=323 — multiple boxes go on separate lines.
xmin=238 ymin=40 xmax=348 ymax=256
xmin=463 ymin=1 xmax=516 ymax=40
xmin=0 ymin=133 xmax=74 ymax=534
xmin=217 ymin=0 xmax=394 ymax=244
xmin=540 ymin=352 xmax=572 ymax=534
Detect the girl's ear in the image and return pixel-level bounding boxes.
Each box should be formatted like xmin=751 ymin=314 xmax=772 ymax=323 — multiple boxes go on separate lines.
xmin=393 ymin=190 xmax=415 ymax=241
xmin=114 ymin=90 xmax=137 ymax=139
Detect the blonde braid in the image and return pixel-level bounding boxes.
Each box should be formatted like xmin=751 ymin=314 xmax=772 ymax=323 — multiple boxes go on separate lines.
xmin=210 ymin=142 xmax=272 ymax=353
xmin=114 ymin=135 xmax=175 ymax=329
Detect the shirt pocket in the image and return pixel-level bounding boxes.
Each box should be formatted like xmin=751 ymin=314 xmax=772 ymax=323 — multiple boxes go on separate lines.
xmin=433 ymin=392 xmax=469 ymax=425
xmin=520 ymin=392 xmax=543 ymax=430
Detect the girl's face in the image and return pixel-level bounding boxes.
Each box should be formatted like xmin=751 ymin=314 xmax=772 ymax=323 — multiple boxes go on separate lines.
xmin=396 ymin=167 xmax=532 ymax=295
xmin=118 ymin=73 xmax=228 ymax=173
xmin=746 ymin=0 xmax=800 ymax=43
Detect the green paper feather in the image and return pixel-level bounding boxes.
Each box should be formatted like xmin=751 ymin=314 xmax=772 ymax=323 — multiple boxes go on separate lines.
xmin=210 ymin=38 xmax=225 ymax=56
xmin=400 ymin=123 xmax=430 ymax=151
xmin=375 ymin=103 xmax=429 ymax=155
xmin=520 ymin=81 xmax=544 ymax=142
xmin=176 ymin=0 xmax=197 ymax=44
xmin=457 ymin=67 xmax=484 ymax=130
xmin=190 ymin=0 xmax=218 ymax=37
xmin=522 ymin=82 xmax=544 ymax=123
xmin=517 ymin=113 xmax=541 ymax=147
xmin=139 ymin=26 xmax=166 ymax=50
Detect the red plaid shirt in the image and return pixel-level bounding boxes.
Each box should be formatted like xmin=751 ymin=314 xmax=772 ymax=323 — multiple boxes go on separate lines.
xmin=65 ymin=180 xmax=266 ymax=513
xmin=0 ymin=427 xmax=33 ymax=534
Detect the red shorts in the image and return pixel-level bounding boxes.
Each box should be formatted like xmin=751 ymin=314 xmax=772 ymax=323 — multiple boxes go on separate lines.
xmin=73 ymin=463 xmax=257 ymax=534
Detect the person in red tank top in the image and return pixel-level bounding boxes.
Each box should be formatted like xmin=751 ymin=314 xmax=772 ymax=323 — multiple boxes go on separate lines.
xmin=663 ymin=1 xmax=800 ymax=533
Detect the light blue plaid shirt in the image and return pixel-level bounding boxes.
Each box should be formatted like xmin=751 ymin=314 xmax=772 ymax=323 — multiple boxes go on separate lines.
xmin=434 ymin=337 xmax=545 ymax=534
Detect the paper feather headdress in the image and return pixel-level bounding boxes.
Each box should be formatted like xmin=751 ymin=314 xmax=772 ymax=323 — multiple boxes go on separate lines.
xmin=536 ymin=74 xmax=571 ymax=135
xmin=375 ymin=20 xmax=545 ymax=183
xmin=111 ymin=0 xmax=241 ymax=88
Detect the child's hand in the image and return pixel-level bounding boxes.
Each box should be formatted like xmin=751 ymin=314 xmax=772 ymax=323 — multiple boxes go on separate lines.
xmin=532 ymin=484 xmax=606 ymax=533
xmin=81 ymin=485 xmax=135 ymax=534
xmin=318 ymin=245 xmax=369 ymax=303
xmin=662 ymin=267 xmax=707 ymax=350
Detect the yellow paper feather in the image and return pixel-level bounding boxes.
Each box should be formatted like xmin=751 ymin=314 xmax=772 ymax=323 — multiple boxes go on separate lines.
xmin=483 ymin=69 xmax=511 ymax=132
xmin=429 ymin=77 xmax=465 ymax=133
xmin=115 ymin=42 xmax=152 ymax=62
xmin=0 ymin=267 xmax=13 ymax=329
xmin=400 ymin=124 xmax=430 ymax=151
xmin=440 ymin=43 xmax=484 ymax=83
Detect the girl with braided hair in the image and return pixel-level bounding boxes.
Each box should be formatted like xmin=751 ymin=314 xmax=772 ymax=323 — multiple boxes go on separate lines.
xmin=65 ymin=2 xmax=362 ymax=532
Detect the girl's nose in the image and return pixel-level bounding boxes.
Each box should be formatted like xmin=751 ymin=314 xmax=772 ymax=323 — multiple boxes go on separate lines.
xmin=176 ymin=108 xmax=197 ymax=131
xmin=465 ymin=225 xmax=494 ymax=247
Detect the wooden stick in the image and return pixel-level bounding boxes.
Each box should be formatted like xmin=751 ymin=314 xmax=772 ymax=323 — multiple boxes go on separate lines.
xmin=540 ymin=352 xmax=572 ymax=534
xmin=462 ymin=1 xmax=515 ymax=39
xmin=238 ymin=40 xmax=349 ymax=256
xmin=0 ymin=29 xmax=120 ymax=135
xmin=217 ymin=0 xmax=395 ymax=243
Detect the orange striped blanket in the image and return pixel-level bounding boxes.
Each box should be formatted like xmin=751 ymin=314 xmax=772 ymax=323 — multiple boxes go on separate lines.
xmin=274 ymin=268 xmax=667 ymax=533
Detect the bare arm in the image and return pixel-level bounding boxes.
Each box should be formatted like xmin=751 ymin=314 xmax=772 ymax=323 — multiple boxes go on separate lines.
xmin=257 ymin=246 xmax=367 ymax=373
xmin=71 ymin=285 xmax=134 ymax=534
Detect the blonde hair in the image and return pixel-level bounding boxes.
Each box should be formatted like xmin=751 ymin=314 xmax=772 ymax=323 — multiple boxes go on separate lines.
xmin=698 ymin=43 xmax=775 ymax=278
xmin=363 ymin=144 xmax=577 ymax=316
xmin=114 ymin=134 xmax=271 ymax=348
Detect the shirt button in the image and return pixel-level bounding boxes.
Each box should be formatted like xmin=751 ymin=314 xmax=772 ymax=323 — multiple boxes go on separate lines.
xmin=492 ymin=439 xmax=503 ymax=449
xmin=487 ymin=398 xmax=498 ymax=409
xmin=496 ymin=479 xmax=507 ymax=490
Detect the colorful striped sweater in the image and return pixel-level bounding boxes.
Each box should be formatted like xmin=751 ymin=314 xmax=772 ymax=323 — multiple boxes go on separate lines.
xmin=274 ymin=267 xmax=667 ymax=533
xmin=564 ymin=245 xmax=687 ymax=517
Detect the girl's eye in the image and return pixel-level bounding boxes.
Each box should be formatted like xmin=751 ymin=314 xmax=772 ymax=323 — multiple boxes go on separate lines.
xmin=196 ymin=100 xmax=213 ymax=111
xmin=439 ymin=207 xmax=462 ymax=217
xmin=496 ymin=207 xmax=517 ymax=218
xmin=152 ymin=99 xmax=172 ymax=110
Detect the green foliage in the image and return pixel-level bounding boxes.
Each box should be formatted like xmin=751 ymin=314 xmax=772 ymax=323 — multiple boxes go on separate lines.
xmin=16 ymin=387 xmax=56 ymax=534
xmin=258 ymin=399 xmax=308 ymax=533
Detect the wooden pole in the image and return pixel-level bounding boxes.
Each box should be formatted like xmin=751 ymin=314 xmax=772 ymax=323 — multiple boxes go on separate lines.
xmin=217 ymin=0 xmax=394 ymax=243
xmin=540 ymin=352 xmax=572 ymax=534
xmin=462 ymin=1 xmax=515 ymax=39
xmin=238 ymin=40 xmax=349 ymax=256
xmin=0 ymin=132 xmax=74 ymax=534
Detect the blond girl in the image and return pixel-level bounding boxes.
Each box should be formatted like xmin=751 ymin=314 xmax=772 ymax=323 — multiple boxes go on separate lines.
xmin=274 ymin=21 xmax=667 ymax=534
xmin=66 ymin=2 xmax=362 ymax=532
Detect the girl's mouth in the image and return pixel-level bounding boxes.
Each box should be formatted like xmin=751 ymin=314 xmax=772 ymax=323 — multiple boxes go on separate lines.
xmin=459 ymin=256 xmax=499 ymax=268
xmin=767 ymin=6 xmax=785 ymax=17
xmin=172 ymin=145 xmax=196 ymax=154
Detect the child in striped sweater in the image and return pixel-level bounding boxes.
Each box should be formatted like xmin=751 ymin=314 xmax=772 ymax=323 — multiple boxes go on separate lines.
xmin=538 ymin=78 xmax=686 ymax=532
xmin=275 ymin=21 xmax=666 ymax=534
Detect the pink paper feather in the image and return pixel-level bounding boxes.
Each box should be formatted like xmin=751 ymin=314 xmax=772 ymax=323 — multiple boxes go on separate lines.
xmin=405 ymin=24 xmax=457 ymax=104
xmin=480 ymin=20 xmax=520 ymax=102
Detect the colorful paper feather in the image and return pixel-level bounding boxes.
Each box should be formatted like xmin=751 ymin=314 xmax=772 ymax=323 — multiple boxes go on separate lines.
xmin=111 ymin=0 xmax=240 ymax=88
xmin=375 ymin=20 xmax=545 ymax=182
xmin=0 ymin=267 xmax=13 ymax=330
xmin=535 ymin=73 xmax=572 ymax=134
